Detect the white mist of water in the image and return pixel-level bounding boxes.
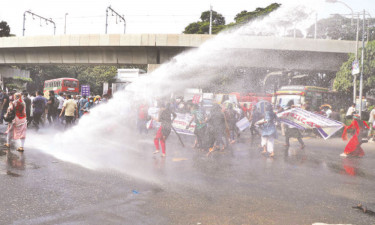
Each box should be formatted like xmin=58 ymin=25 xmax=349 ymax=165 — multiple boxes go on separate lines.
xmin=26 ymin=0 xmax=327 ymax=184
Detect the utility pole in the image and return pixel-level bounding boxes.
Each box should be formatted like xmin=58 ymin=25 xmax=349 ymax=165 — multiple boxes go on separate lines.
xmin=209 ymin=5 xmax=213 ymax=35
xmin=359 ymin=10 xmax=365 ymax=118
xmin=23 ymin=10 xmax=56 ymax=36
xmin=64 ymin=13 xmax=68 ymax=34
xmin=314 ymin=13 xmax=317 ymax=39
xmin=23 ymin=12 xmax=26 ymax=36
xmin=105 ymin=6 xmax=126 ymax=34
xmin=353 ymin=12 xmax=360 ymax=104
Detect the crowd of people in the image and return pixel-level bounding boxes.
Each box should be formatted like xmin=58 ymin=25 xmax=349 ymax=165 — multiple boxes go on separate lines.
xmin=138 ymin=96 xmax=375 ymax=158
xmin=137 ymin=97 xmax=287 ymax=158
xmin=1 ymin=88 xmax=374 ymax=159
xmin=0 ymin=89 xmax=109 ymax=151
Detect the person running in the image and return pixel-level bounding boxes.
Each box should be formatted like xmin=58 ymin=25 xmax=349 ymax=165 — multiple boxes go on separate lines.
xmin=59 ymin=94 xmax=78 ymax=129
xmin=4 ymin=93 xmax=27 ymax=151
xmin=258 ymin=104 xmax=277 ymax=157
xmin=153 ymin=103 xmax=176 ymax=157
xmin=341 ymin=114 xmax=369 ymax=157
xmin=32 ymin=91 xmax=47 ymax=131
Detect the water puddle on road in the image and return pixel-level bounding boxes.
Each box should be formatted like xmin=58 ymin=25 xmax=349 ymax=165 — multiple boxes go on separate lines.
xmin=0 ymin=147 xmax=40 ymax=178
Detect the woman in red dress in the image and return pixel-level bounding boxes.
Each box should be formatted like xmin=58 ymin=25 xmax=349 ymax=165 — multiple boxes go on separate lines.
xmin=341 ymin=114 xmax=369 ymax=157
xmin=4 ymin=93 xmax=27 ymax=151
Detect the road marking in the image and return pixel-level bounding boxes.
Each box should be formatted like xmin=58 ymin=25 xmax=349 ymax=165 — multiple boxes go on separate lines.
xmin=172 ymin=158 xmax=188 ymax=162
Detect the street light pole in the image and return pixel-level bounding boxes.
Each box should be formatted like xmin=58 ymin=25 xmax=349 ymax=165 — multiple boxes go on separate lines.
xmin=359 ymin=10 xmax=365 ymax=118
xmin=326 ymin=0 xmax=354 ymax=25
xmin=22 ymin=10 xmax=56 ymax=36
xmin=105 ymin=6 xmax=126 ymax=34
xmin=22 ymin=11 xmax=26 ymax=36
xmin=353 ymin=12 xmax=360 ymax=104
xmin=209 ymin=5 xmax=213 ymax=35
xmin=364 ymin=12 xmax=372 ymax=43
xmin=64 ymin=13 xmax=68 ymax=34
xmin=327 ymin=0 xmax=358 ymax=104
xmin=314 ymin=13 xmax=318 ymax=39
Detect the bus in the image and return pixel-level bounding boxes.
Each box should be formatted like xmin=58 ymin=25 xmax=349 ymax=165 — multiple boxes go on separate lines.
xmin=43 ymin=78 xmax=79 ymax=98
xmin=273 ymin=85 xmax=339 ymax=110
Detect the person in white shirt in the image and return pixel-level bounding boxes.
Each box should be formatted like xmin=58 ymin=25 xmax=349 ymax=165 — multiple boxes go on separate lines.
xmin=346 ymin=104 xmax=356 ymax=119
xmin=325 ymin=108 xmax=332 ymax=118
xmin=57 ymin=92 xmax=65 ymax=124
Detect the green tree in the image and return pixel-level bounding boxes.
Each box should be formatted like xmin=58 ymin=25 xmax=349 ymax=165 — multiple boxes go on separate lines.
xmin=0 ymin=21 xmax=11 ymax=37
xmin=77 ymin=66 xmax=117 ymax=95
xmin=333 ymin=40 xmax=375 ymax=96
xmin=306 ymin=15 xmax=375 ymax=40
xmin=4 ymin=76 xmax=32 ymax=91
xmin=183 ymin=10 xmax=226 ymax=34
xmin=200 ymin=11 xmax=225 ymax=25
xmin=233 ymin=3 xmax=281 ymax=25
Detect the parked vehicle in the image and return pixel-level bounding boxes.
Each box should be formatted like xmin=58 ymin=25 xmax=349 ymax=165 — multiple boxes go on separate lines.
xmin=43 ymin=78 xmax=79 ymax=97
xmin=272 ymin=86 xmax=339 ymax=111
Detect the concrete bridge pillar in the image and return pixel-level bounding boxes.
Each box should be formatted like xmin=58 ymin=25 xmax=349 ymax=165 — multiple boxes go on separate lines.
xmin=147 ymin=64 xmax=161 ymax=73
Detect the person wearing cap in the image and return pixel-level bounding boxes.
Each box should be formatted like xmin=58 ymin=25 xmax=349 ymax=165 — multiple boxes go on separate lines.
xmin=341 ymin=114 xmax=369 ymax=157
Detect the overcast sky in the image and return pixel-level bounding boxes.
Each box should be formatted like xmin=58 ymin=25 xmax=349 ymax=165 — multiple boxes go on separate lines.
xmin=1 ymin=0 xmax=374 ymax=36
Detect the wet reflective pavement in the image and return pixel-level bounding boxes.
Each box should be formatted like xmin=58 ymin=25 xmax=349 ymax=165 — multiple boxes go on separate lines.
xmin=0 ymin=127 xmax=374 ymax=225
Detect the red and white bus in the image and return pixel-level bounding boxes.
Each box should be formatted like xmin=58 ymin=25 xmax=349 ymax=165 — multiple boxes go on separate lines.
xmin=43 ymin=78 xmax=79 ymax=98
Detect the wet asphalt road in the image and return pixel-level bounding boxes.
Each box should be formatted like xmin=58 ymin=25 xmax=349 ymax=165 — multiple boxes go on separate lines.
xmin=0 ymin=125 xmax=374 ymax=225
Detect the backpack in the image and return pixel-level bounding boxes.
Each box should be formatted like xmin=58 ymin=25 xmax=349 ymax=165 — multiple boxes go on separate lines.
xmin=4 ymin=103 xmax=15 ymax=122
xmin=53 ymin=97 xmax=59 ymax=109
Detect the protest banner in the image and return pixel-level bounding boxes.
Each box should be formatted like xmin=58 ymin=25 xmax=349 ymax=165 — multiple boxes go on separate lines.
xmin=172 ymin=113 xmax=195 ymax=135
xmin=236 ymin=117 xmax=251 ymax=132
xmin=277 ymin=108 xmax=344 ymax=140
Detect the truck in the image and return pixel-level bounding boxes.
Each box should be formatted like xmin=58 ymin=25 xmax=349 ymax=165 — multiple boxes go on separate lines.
xmin=110 ymin=69 xmax=146 ymax=94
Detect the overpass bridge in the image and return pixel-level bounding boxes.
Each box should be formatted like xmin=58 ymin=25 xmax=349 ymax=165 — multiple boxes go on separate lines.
xmin=0 ymin=34 xmax=356 ymax=72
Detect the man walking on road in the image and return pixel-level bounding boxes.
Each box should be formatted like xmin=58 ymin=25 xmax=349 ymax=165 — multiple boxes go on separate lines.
xmin=59 ymin=94 xmax=77 ymax=129
xmin=47 ymin=91 xmax=57 ymax=125
xmin=32 ymin=91 xmax=47 ymax=130
xmin=57 ymin=92 xmax=65 ymax=124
